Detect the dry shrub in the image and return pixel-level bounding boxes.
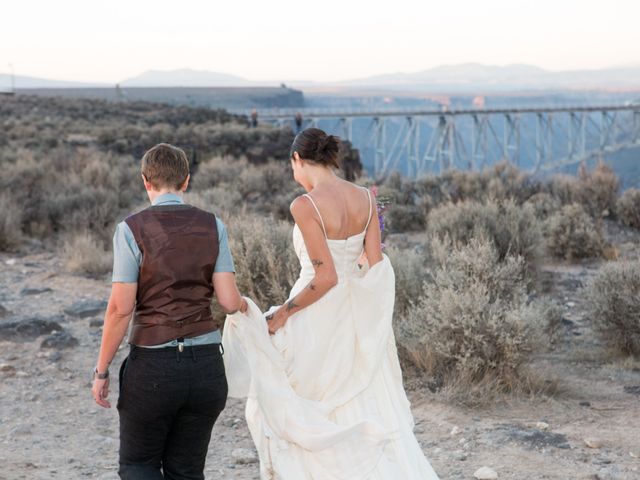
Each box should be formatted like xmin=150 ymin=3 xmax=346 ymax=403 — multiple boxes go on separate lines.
xmin=396 ymin=236 xmax=546 ymax=401
xmin=586 ymin=261 xmax=640 ymax=356
xmin=532 ymin=298 xmax=565 ymax=349
xmin=191 ymin=156 xmax=299 ymax=221
xmin=386 ymin=245 xmax=431 ymax=318
xmin=616 ymin=188 xmax=640 ymax=229
xmin=525 ymin=192 xmax=562 ymax=221
xmin=62 ymin=231 xmax=113 ymax=276
xmin=548 ymin=174 xmax=580 ymax=206
xmin=186 ymin=187 xmax=244 ymax=219
xmin=378 ymin=173 xmax=429 ymax=232
xmin=191 ymin=156 xmax=249 ymax=190
xmin=0 ymin=193 xmax=22 ymax=251
xmin=0 ymin=148 xmax=141 ymax=243
xmin=426 ymin=199 xmax=542 ymax=286
xmin=576 ymin=161 xmax=619 ymax=218
xmin=545 ymin=203 xmax=604 ymax=260
xmin=226 ymin=215 xmax=299 ymax=311
xmin=546 ymin=162 xmax=619 ymax=218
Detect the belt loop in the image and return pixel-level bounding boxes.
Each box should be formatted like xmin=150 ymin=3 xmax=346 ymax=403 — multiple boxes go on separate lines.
xmin=191 ymin=344 xmax=197 ymax=362
xmin=219 ymin=343 xmax=224 ymax=355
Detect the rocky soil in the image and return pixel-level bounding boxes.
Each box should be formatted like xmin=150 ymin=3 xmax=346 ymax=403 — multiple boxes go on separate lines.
xmin=1 ymin=221 xmax=639 ymax=479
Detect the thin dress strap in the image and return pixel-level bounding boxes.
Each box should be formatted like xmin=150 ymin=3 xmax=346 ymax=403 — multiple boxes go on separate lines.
xmin=303 ymin=194 xmax=327 ymax=238
xmin=363 ymin=188 xmax=373 ymax=233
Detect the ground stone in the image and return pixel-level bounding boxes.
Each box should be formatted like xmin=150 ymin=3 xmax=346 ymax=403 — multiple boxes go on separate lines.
xmin=64 ymin=300 xmax=108 ymax=319
xmin=231 ymin=448 xmax=258 ymax=465
xmin=41 ymin=330 xmax=79 ymax=349
xmin=89 ymin=318 xmax=103 ymax=328
xmin=585 ymin=438 xmax=604 ymax=449
xmin=493 ymin=424 xmax=571 ymax=449
xmin=20 ymin=287 xmax=53 ymax=296
xmin=623 ymin=385 xmax=640 ymax=396
xmin=474 ymin=466 xmax=498 ymax=479
xmin=0 ymin=316 xmax=64 ymax=342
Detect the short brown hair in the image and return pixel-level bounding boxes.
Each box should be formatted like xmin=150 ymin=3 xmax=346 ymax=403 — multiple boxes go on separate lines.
xmin=141 ymin=143 xmax=189 ymax=190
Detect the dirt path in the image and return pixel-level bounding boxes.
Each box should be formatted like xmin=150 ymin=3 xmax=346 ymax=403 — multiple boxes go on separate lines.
xmin=1 ymin=226 xmax=639 ymax=479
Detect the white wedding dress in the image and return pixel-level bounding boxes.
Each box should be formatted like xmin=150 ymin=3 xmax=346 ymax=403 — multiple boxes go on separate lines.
xmin=222 ymin=192 xmax=440 ymax=480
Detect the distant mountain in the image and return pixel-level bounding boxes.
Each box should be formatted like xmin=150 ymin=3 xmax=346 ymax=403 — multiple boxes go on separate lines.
xmin=4 ymin=63 xmax=640 ymax=93
xmin=119 ymin=69 xmax=252 ymax=87
xmin=345 ymin=63 xmax=548 ymax=86
xmin=337 ymin=63 xmax=640 ymax=92
xmin=0 ymin=73 xmax=105 ymax=90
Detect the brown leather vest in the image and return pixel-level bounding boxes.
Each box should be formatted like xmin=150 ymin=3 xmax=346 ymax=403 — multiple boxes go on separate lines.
xmin=125 ymin=204 xmax=220 ymax=346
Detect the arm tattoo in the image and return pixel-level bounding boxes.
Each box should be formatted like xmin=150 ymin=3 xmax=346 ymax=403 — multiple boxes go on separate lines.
xmin=311 ymin=259 xmax=324 ymax=267
xmin=285 ymin=299 xmax=299 ymax=312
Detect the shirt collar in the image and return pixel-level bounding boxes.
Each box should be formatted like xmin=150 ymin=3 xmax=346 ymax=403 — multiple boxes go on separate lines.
xmin=152 ymin=192 xmax=185 ymax=206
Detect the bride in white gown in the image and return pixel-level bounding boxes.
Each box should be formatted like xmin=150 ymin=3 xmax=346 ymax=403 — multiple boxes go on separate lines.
xmin=222 ymin=128 xmax=440 ymax=480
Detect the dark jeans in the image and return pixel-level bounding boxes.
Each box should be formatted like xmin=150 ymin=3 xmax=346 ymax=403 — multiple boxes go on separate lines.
xmin=117 ymin=343 xmax=228 ymax=480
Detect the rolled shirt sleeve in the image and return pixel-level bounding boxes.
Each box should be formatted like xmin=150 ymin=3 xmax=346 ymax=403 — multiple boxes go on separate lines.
xmin=214 ymin=218 xmax=236 ymax=273
xmin=111 ymin=221 xmax=141 ymax=283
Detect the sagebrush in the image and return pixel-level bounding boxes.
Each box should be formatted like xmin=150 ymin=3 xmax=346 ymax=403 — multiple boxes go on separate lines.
xmin=395 ymin=236 xmax=548 ymax=401
xmin=545 ymin=203 xmax=604 ymax=260
xmin=586 ymin=261 xmax=640 ymax=356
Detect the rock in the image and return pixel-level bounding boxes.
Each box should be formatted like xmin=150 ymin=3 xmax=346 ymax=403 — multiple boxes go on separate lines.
xmin=0 ymin=317 xmax=64 ymax=342
xmin=579 ymin=401 xmax=592 ymax=407
xmin=20 ymin=287 xmax=53 ymax=296
xmin=473 ymin=466 xmax=498 ymax=479
xmin=41 ymin=331 xmax=79 ymax=349
xmin=585 ymin=437 xmax=604 ymax=449
xmin=535 ymin=422 xmax=549 ymax=430
xmin=64 ymin=300 xmax=107 ymax=319
xmin=493 ymin=424 xmax=570 ymax=449
xmin=0 ymin=363 xmax=16 ymax=376
xmin=566 ymin=301 xmax=576 ymax=308
xmin=5 ymin=258 xmax=17 ymax=266
xmin=450 ymin=426 xmax=461 ymax=435
xmin=0 ymin=304 xmax=9 ymax=318
xmin=231 ymin=448 xmax=258 ymax=465
xmin=623 ymin=385 xmax=640 ymax=396
xmin=89 ymin=318 xmax=103 ymax=328
xmin=10 ymin=425 xmax=32 ymax=435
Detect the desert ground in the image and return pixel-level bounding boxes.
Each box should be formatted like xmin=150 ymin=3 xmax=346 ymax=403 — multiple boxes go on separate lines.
xmin=1 ymin=222 xmax=639 ymax=480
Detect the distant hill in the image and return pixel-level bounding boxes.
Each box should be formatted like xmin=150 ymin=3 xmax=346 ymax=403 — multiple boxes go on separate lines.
xmin=5 ymin=63 xmax=640 ymax=93
xmin=338 ymin=63 xmax=640 ymax=92
xmin=0 ymin=73 xmax=106 ymax=90
xmin=120 ymin=69 xmax=251 ymax=87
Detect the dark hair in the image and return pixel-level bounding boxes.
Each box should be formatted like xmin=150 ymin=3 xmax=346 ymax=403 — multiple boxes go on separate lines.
xmin=290 ymin=128 xmax=341 ymax=169
xmin=141 ymin=143 xmax=190 ymax=190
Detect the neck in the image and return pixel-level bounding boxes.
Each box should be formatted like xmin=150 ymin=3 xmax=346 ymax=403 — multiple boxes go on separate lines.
xmin=306 ymin=166 xmax=336 ymax=191
xmin=148 ymin=189 xmax=182 ymax=204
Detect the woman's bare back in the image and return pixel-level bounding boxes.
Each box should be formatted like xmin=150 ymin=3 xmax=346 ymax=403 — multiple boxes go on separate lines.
xmin=305 ymin=178 xmax=372 ymax=240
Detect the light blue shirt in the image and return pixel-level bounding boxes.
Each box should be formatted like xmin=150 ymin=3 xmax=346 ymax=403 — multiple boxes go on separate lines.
xmin=112 ymin=192 xmax=234 ymax=347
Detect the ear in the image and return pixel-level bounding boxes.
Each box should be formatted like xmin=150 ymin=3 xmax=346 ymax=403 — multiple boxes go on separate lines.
xmin=179 ymin=174 xmax=190 ymax=192
xmin=292 ymin=151 xmax=302 ymax=164
xmin=142 ymin=174 xmax=154 ymax=192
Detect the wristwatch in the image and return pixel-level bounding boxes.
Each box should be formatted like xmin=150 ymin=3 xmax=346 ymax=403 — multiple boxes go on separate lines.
xmin=93 ymin=368 xmax=109 ymax=380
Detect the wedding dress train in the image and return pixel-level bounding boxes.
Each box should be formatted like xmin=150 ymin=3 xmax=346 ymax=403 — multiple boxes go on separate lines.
xmin=222 ymin=194 xmax=440 ymax=480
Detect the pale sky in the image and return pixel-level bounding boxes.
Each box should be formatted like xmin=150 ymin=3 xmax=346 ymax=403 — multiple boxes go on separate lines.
xmin=1 ymin=0 xmax=639 ymax=84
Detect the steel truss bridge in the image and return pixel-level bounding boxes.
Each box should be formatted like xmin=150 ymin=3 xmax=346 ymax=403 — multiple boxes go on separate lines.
xmin=239 ymin=105 xmax=640 ymax=179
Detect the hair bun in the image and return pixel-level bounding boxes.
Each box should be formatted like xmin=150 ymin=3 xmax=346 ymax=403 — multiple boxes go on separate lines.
xmin=290 ymin=128 xmax=342 ymax=169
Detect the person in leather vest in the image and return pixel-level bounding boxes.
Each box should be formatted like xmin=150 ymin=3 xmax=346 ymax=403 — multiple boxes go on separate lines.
xmin=91 ymin=143 xmax=247 ymax=479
